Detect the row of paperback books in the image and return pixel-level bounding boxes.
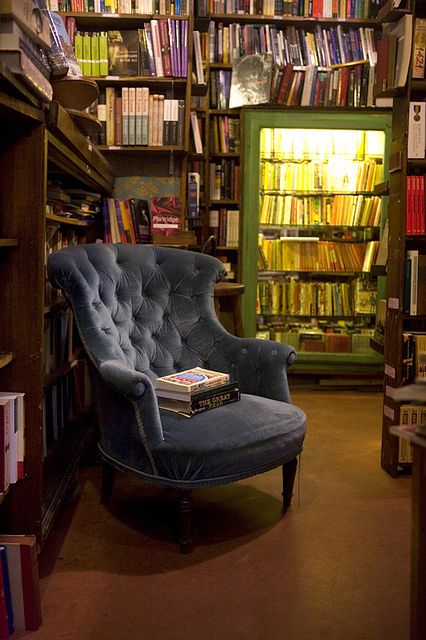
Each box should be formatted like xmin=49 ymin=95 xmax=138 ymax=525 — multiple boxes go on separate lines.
xmin=0 ymin=393 xmax=25 ymax=495
xmin=70 ymin=23 xmax=189 ymax=78
xmin=102 ymin=88 xmax=184 ymax=146
xmin=256 ymin=277 xmax=376 ymax=317
xmin=207 ymin=0 xmax=380 ymax=18
xmin=270 ymin=62 xmax=376 ymax=109
xmin=48 ymin=0 xmax=189 ymax=14
xmin=210 ymin=116 xmax=240 ymax=154
xmin=209 ymin=160 xmax=240 ymax=201
xmin=259 ymin=194 xmax=382 ymax=227
xmin=260 ymin=158 xmax=383 ymax=195
xmin=0 ymin=535 xmax=41 ymax=638
xmin=208 ymin=208 xmax=240 ymax=247
xmin=258 ymin=236 xmax=379 ymax=273
xmin=102 ymin=196 xmax=195 ymax=244
xmin=206 ymin=21 xmax=377 ymax=68
xmin=154 ymin=367 xmax=240 ymax=417
xmin=260 ymin=158 xmax=382 ymax=194
xmin=406 ymin=175 xmax=426 ymax=236
xmin=402 ymin=332 xmax=426 ymax=385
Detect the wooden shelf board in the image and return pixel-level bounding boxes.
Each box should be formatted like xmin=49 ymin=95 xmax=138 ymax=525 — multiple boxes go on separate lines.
xmin=377 ymin=2 xmax=412 ymax=22
xmin=0 ymin=239 xmax=18 ymax=247
xmin=58 ymin=12 xmax=189 ymax=29
xmin=94 ymin=76 xmax=187 ymax=86
xmin=97 ymin=145 xmax=185 ymax=154
xmin=210 ymin=13 xmax=377 ymax=26
xmin=46 ymin=212 xmax=91 ymax=227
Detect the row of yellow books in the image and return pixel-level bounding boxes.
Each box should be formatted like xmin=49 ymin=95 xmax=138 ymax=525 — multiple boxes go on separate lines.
xmin=259 ymin=158 xmax=383 ymax=194
xmin=257 ymin=277 xmax=377 ymax=317
xmin=259 ymin=128 xmax=385 ymax=161
xmin=258 ymin=237 xmax=378 ymax=273
xmin=259 ymin=193 xmax=382 ymax=227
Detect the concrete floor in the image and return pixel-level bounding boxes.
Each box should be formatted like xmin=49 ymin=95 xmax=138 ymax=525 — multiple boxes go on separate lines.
xmin=15 ymin=390 xmax=411 ymax=640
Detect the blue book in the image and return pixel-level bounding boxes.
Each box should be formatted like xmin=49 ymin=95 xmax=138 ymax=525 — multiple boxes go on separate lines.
xmin=0 ymin=546 xmax=14 ymax=636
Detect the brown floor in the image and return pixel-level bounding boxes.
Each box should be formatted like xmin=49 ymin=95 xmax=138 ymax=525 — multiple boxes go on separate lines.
xmin=16 ymin=389 xmax=411 ymax=640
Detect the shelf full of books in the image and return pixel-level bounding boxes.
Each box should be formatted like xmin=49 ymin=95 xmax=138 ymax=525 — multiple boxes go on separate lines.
xmin=241 ymin=109 xmax=391 ymax=376
xmin=380 ymin=1 xmax=426 ymax=477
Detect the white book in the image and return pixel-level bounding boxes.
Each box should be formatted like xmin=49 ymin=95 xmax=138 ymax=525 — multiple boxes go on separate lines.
xmin=150 ymin=20 xmax=164 ymax=77
xmin=157 ymin=94 xmax=164 ymax=146
xmin=408 ymin=249 xmax=419 ymax=315
xmin=193 ymin=30 xmax=205 ymax=85
xmin=190 ymin=111 xmax=203 ymax=154
xmin=135 ymin=86 xmax=143 ymax=145
xmin=128 ymin=87 xmax=136 ymax=145
xmin=148 ymin=93 xmax=154 ymax=146
xmin=0 ymin=392 xmax=25 ymax=481
xmin=121 ymin=86 xmax=129 ymax=146
xmin=141 ymin=87 xmax=150 ymax=145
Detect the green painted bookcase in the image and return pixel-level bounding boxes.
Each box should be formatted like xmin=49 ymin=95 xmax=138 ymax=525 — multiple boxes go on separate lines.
xmin=240 ymin=108 xmax=392 ymax=377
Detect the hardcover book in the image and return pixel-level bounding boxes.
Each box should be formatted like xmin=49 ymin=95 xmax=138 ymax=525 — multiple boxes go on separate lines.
xmin=107 ymin=30 xmax=139 ymax=77
xmin=150 ymin=196 xmax=182 ymax=236
xmin=0 ymin=535 xmax=41 ymax=631
xmin=155 ymin=367 xmax=230 ymax=393
xmin=158 ymin=386 xmax=240 ymax=417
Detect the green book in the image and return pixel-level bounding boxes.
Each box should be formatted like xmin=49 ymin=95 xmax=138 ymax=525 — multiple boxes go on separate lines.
xmin=82 ymin=32 xmax=92 ymax=77
xmin=99 ymin=32 xmax=109 ymax=77
xmin=74 ymin=31 xmax=84 ymax=75
xmin=91 ymin=33 xmax=100 ymax=77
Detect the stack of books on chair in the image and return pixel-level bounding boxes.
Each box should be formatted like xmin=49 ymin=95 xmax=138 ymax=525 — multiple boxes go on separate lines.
xmin=154 ymin=367 xmax=240 ymax=418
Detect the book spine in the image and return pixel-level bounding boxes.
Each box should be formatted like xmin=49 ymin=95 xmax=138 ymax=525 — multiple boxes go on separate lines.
xmin=99 ymin=32 xmax=109 ymax=76
xmin=121 ymin=87 xmax=129 ymax=146
xmin=190 ymin=389 xmax=240 ymax=414
xmin=128 ymin=87 xmax=136 ymax=146
xmin=19 ymin=544 xmax=42 ymax=631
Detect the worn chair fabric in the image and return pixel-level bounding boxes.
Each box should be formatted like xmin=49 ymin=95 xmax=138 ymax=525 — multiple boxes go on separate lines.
xmin=47 ymin=244 xmax=307 ymax=551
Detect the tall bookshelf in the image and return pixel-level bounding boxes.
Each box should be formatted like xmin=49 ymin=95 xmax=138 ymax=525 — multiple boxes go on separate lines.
xmin=197 ymin=3 xmax=385 ymax=281
xmin=0 ymin=64 xmax=114 ymax=543
xmin=53 ymin=6 xmax=195 ymax=219
xmin=241 ymin=108 xmax=391 ymax=377
xmin=378 ymin=0 xmax=426 ymax=477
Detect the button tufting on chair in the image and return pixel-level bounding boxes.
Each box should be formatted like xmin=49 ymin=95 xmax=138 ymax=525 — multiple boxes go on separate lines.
xmin=47 ymin=244 xmax=307 ymax=553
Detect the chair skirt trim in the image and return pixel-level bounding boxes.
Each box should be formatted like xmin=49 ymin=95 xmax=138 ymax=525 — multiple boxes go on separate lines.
xmin=98 ymin=443 xmax=303 ymax=490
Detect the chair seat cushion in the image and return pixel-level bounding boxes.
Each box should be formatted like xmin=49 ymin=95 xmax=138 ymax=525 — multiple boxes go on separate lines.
xmin=149 ymin=394 xmax=306 ymax=488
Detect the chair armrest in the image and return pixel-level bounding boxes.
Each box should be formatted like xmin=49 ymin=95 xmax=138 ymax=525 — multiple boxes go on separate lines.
xmin=217 ymin=336 xmax=296 ymax=402
xmin=99 ymin=359 xmax=149 ymax=398
xmin=98 ymin=360 xmax=164 ymax=447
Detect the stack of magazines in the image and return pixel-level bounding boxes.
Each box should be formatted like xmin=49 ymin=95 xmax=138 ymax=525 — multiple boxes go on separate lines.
xmin=154 ymin=367 xmax=240 ymax=418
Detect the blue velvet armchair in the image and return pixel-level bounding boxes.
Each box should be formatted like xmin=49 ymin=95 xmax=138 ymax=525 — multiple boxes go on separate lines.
xmin=47 ymin=244 xmax=306 ymax=552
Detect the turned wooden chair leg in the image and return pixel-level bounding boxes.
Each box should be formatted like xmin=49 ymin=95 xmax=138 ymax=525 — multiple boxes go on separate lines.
xmin=100 ymin=462 xmax=116 ymax=505
xmin=177 ymin=489 xmax=193 ymax=553
xmin=282 ymin=457 xmax=298 ymax=512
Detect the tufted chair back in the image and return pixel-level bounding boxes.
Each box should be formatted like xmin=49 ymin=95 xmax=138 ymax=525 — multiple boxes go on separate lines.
xmin=49 ymin=243 xmax=230 ymax=380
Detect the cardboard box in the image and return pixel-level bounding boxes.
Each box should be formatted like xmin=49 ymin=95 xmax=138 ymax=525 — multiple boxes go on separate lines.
xmin=407 ymin=101 xmax=426 ymax=159
xmin=0 ymin=0 xmax=51 ymax=49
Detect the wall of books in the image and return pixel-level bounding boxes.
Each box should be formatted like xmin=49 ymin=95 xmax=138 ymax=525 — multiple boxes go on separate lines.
xmin=241 ymin=109 xmax=391 ymax=374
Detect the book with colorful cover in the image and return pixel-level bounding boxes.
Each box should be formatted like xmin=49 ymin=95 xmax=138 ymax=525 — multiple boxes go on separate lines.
xmin=155 ymin=367 xmax=230 ymax=393
xmin=150 ymin=196 xmax=182 ymax=236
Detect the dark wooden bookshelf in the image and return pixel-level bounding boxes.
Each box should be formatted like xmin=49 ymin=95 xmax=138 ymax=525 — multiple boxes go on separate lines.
xmin=0 ymin=72 xmax=114 ymax=545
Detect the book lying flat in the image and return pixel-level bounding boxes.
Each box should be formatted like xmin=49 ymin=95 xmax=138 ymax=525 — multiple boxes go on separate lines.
xmin=155 ymin=367 xmax=229 ymax=393
xmin=158 ymin=386 xmax=240 ymax=417
xmin=155 ymin=378 xmax=238 ymax=402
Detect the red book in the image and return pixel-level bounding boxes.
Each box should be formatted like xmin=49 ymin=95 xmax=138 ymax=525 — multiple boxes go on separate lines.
xmin=406 ymin=175 xmax=413 ymax=235
xmin=158 ymin=19 xmax=172 ymax=77
xmin=150 ymin=196 xmax=182 ymax=236
xmin=276 ymin=64 xmax=294 ymax=105
xmin=0 ymin=536 xmax=41 ymax=632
